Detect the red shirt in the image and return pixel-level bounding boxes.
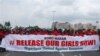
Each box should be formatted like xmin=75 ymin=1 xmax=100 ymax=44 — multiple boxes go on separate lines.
xmin=20 ymin=31 xmax=24 ymax=35
xmin=30 ymin=31 xmax=34 ymax=35
xmin=53 ymin=30 xmax=59 ymax=36
xmin=63 ymin=32 xmax=68 ymax=35
xmin=0 ymin=32 xmax=4 ymax=37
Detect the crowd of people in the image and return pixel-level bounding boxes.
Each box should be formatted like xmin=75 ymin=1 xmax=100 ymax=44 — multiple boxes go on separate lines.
xmin=0 ymin=26 xmax=99 ymax=37
xmin=0 ymin=22 xmax=100 ymax=43
xmin=0 ymin=22 xmax=100 ymax=52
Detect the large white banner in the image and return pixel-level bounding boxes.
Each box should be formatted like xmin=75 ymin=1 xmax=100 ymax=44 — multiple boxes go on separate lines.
xmin=1 ymin=34 xmax=100 ymax=52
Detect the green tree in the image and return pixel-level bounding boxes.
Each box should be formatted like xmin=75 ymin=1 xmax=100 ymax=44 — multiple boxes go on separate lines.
xmin=4 ymin=21 xmax=11 ymax=30
xmin=33 ymin=26 xmax=40 ymax=29
xmin=0 ymin=23 xmax=3 ymax=29
xmin=5 ymin=21 xmax=11 ymax=27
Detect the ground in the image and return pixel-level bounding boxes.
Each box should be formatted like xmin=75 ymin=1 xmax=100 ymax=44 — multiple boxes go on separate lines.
xmin=0 ymin=51 xmax=100 ymax=56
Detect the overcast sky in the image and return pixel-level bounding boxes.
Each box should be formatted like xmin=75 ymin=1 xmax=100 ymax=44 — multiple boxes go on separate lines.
xmin=0 ymin=0 xmax=100 ymax=28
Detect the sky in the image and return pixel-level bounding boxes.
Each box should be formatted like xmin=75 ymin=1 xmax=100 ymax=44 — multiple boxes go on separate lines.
xmin=0 ymin=0 xmax=100 ymax=28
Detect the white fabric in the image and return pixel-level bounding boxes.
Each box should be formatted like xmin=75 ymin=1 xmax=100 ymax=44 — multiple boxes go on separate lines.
xmin=1 ymin=34 xmax=99 ymax=52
